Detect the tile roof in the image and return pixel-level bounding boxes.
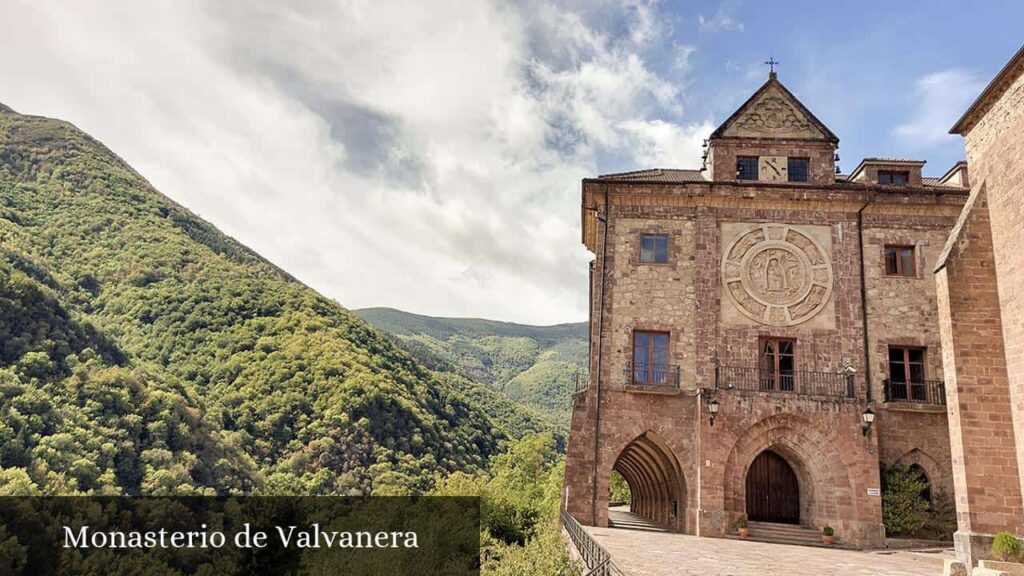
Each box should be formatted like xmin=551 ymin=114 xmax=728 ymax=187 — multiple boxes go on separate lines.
xmin=596 ymin=168 xmax=708 ymax=183
xmin=592 ymin=168 xmax=966 ymax=190
xmin=922 ymin=177 xmax=967 ymax=189
xmin=859 ymin=157 xmax=926 ymax=164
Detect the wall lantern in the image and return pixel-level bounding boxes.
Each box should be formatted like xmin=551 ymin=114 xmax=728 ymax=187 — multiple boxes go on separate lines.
xmin=708 ymin=399 xmax=720 ymax=427
xmin=861 ymin=407 xmax=876 ymax=436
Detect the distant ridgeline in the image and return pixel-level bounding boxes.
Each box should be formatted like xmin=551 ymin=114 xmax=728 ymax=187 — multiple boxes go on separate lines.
xmin=354 ymin=308 xmax=588 ymax=425
xmin=0 ymin=104 xmax=561 ymax=496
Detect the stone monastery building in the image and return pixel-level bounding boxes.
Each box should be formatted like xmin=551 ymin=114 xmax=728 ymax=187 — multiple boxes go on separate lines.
xmin=562 ymin=69 xmax=972 ymax=548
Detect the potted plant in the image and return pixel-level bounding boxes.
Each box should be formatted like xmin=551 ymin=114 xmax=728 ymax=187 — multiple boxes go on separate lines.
xmin=822 ymin=526 xmax=834 ymax=545
xmin=736 ymin=518 xmax=749 ymax=538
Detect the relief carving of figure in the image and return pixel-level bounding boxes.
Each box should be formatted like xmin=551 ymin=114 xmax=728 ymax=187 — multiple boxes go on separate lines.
xmin=766 ymin=256 xmax=787 ymax=292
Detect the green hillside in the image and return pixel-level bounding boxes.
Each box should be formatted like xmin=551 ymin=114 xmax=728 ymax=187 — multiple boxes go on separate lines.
xmin=0 ymin=105 xmax=559 ymax=496
xmin=354 ymin=308 xmax=588 ymax=422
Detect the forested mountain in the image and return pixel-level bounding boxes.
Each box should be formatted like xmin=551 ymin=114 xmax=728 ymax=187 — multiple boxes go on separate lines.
xmin=0 ymin=104 xmax=559 ymax=496
xmin=354 ymin=308 xmax=588 ymax=422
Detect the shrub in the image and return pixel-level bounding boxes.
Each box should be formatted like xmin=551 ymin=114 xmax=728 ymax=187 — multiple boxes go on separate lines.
xmin=882 ymin=465 xmax=929 ymax=535
xmin=992 ymin=532 xmax=1022 ymax=562
xmin=608 ymin=470 xmax=631 ymax=504
xmin=823 ymin=526 xmax=834 ymax=536
xmin=736 ymin=518 xmax=748 ymax=529
xmin=923 ymin=490 xmax=957 ymax=540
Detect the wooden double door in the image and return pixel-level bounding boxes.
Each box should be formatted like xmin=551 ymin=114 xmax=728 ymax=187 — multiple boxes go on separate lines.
xmin=745 ymin=450 xmax=800 ymax=524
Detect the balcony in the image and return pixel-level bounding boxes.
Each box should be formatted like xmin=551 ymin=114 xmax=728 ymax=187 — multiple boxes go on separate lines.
xmin=623 ymin=362 xmax=681 ymax=392
xmin=715 ymin=366 xmax=855 ymax=398
xmin=883 ymin=379 xmax=946 ymax=406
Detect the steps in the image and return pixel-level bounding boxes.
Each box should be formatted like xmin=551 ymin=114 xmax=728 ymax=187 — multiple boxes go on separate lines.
xmin=741 ymin=521 xmax=830 ymax=547
xmin=607 ymin=508 xmax=670 ymax=532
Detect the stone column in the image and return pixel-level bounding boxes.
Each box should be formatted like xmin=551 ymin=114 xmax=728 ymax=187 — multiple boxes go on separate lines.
xmin=935 ymin=187 xmax=1024 ymax=568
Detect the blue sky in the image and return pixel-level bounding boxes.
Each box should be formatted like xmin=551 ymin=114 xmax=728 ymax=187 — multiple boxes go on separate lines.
xmin=0 ymin=1 xmax=1019 ymax=323
xmin=595 ymin=0 xmax=1022 ymax=177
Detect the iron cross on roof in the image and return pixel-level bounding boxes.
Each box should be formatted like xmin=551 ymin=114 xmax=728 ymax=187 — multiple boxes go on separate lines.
xmin=765 ymin=57 xmax=779 ymax=77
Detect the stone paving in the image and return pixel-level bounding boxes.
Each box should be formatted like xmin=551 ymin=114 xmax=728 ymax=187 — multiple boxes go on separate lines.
xmin=585 ymin=509 xmax=953 ymax=576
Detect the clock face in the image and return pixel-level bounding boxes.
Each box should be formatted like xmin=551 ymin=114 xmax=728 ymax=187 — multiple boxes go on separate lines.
xmin=759 ymin=156 xmax=788 ymax=182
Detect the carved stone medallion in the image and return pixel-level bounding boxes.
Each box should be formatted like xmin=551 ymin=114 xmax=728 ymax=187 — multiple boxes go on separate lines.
xmin=721 ymin=224 xmax=833 ymax=326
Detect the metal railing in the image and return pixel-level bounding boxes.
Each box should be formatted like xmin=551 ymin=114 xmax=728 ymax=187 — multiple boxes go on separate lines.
xmin=883 ymin=379 xmax=946 ymax=405
xmin=715 ymin=365 xmax=855 ymax=398
xmin=623 ymin=362 xmax=681 ymax=391
xmin=560 ymin=509 xmax=624 ymax=576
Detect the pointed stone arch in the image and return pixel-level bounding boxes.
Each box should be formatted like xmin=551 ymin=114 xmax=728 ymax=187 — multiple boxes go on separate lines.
xmin=723 ymin=413 xmax=857 ymax=528
xmin=893 ymin=448 xmax=944 ymax=504
xmin=611 ymin=431 xmax=687 ymax=531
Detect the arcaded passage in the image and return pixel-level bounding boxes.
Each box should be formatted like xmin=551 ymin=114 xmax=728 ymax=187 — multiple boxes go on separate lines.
xmin=613 ymin=432 xmax=686 ymax=531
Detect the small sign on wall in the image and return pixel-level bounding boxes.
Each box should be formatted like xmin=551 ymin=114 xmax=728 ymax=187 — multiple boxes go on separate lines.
xmin=867 ymin=487 xmax=881 ymax=496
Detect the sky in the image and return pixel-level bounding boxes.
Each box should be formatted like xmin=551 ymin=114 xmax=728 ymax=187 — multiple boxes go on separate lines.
xmin=0 ymin=1 xmax=1020 ymax=324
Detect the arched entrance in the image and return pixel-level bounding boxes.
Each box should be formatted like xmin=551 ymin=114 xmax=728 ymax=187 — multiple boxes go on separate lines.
xmin=746 ymin=450 xmax=800 ymax=524
xmin=908 ymin=464 xmax=932 ymax=504
xmin=611 ymin=431 xmax=686 ymax=531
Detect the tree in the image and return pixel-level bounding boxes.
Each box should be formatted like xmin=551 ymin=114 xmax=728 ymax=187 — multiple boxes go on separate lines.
xmin=882 ymin=465 xmax=929 ymax=535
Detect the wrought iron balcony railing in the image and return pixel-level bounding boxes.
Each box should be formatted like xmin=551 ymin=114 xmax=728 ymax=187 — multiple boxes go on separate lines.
xmin=715 ymin=365 xmax=855 ymax=398
xmin=623 ymin=362 xmax=681 ymax=391
xmin=883 ymin=379 xmax=946 ymax=405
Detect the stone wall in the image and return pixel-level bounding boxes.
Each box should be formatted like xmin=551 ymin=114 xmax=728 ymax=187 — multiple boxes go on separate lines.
xmin=962 ymin=57 xmax=1024 ymax=506
xmin=863 ymin=215 xmax=957 ymax=498
xmin=709 ymin=139 xmax=836 ymax=185
xmin=936 ymin=187 xmax=1024 ymax=568
xmin=563 ymin=179 xmax=964 ymax=550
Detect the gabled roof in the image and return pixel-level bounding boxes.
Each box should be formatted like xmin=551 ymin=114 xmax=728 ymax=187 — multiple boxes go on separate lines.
xmin=951 ymin=44 xmax=1024 ymax=135
xmin=709 ymin=73 xmax=839 ymax=143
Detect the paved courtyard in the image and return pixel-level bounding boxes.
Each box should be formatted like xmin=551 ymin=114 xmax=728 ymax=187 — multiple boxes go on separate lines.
xmin=585 ymin=509 xmax=953 ymax=576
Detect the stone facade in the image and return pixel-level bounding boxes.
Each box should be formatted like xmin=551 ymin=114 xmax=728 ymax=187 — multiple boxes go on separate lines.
xmin=564 ymin=73 xmax=967 ymax=549
xmin=939 ymin=45 xmax=1024 ymax=569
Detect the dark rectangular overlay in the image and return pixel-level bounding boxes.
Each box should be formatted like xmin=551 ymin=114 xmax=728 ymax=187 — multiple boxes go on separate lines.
xmin=0 ymin=496 xmax=479 ymax=575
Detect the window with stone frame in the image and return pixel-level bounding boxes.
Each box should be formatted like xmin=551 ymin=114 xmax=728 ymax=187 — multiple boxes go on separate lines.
xmin=632 ymin=331 xmax=670 ymax=385
xmin=878 ymin=170 xmax=909 ymax=185
xmin=888 ymin=346 xmax=926 ymax=401
xmin=639 ymin=234 xmax=669 ymax=263
xmin=736 ymin=156 xmax=759 ymax=181
xmin=759 ymin=337 xmax=796 ymax=391
xmin=787 ymin=157 xmax=810 ymax=182
xmin=884 ymin=245 xmax=916 ymax=276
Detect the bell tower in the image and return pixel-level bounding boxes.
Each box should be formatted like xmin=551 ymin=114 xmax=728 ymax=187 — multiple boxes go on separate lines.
xmin=703 ymin=72 xmax=839 ymax=185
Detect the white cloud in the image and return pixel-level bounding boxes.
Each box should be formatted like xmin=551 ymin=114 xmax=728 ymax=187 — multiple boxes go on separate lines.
xmin=699 ymin=0 xmax=745 ymax=32
xmin=0 ymin=0 xmax=705 ymax=324
xmin=893 ymin=69 xmax=984 ymax=148
xmin=616 ymin=119 xmax=714 ymax=167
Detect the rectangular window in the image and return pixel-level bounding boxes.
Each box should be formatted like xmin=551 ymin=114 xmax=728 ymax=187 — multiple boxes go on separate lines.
xmin=888 ymin=346 xmax=926 ymax=400
xmin=736 ymin=156 xmax=759 ymax=181
xmin=639 ymin=234 xmax=669 ymax=263
xmin=787 ymin=157 xmax=810 ymax=182
xmin=884 ymin=245 xmax=916 ymax=276
xmin=878 ymin=170 xmax=909 ymax=185
xmin=632 ymin=331 xmax=670 ymax=384
xmin=759 ymin=337 xmax=796 ymax=391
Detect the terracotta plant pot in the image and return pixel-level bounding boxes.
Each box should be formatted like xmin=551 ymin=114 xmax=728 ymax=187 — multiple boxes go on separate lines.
xmin=738 ymin=528 xmax=749 ymax=538
xmin=822 ymin=535 xmax=834 ymax=545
